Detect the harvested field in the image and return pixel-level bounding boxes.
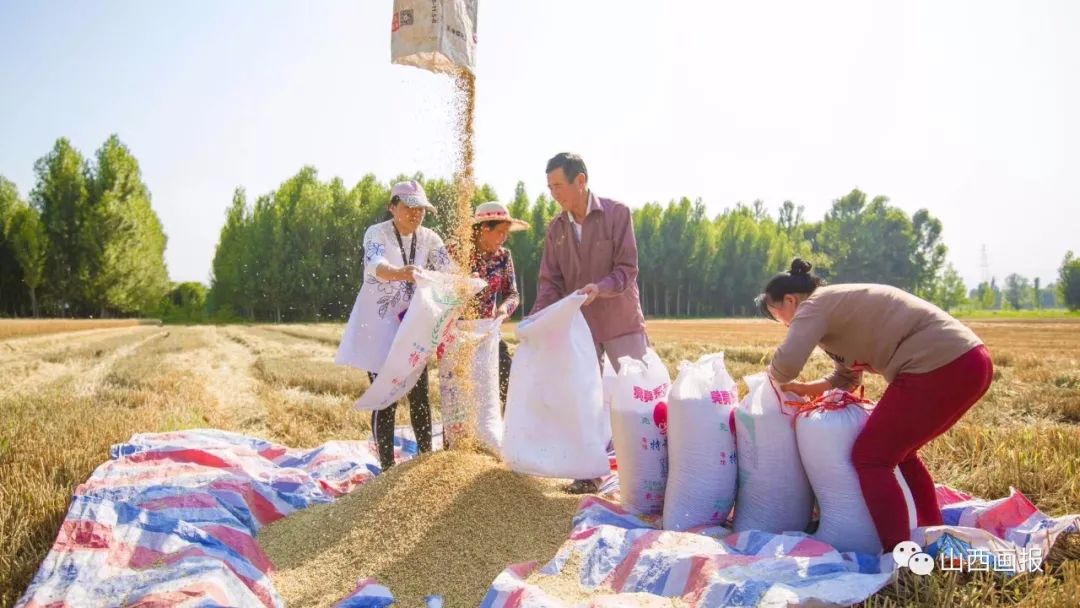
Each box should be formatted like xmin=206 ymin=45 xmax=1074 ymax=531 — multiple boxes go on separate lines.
xmin=1 ymin=318 xmax=1078 ymax=606
xmin=0 ymin=318 xmax=158 ymax=341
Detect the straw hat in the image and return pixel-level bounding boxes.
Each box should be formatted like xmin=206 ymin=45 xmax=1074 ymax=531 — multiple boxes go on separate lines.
xmin=471 ymin=201 xmax=529 ymax=232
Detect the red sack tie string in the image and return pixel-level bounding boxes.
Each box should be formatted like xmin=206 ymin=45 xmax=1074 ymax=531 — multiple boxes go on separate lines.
xmin=786 ymin=386 xmax=872 ymax=427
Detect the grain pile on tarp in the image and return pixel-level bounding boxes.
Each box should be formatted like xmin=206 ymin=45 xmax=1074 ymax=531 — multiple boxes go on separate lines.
xmin=259 ymin=443 xmax=580 ymax=607
xmin=18 ymin=426 xmax=1080 ymax=607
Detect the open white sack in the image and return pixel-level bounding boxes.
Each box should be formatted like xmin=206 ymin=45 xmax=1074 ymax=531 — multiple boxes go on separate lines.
xmin=502 ymin=294 xmax=609 ymax=479
xmin=438 ymin=317 xmax=504 ymax=452
xmin=354 ymin=270 xmax=485 ymax=412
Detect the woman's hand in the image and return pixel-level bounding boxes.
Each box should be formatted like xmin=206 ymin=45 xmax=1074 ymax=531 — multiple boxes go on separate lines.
xmin=780 ymin=380 xmax=831 ymax=398
xmin=375 ymin=263 xmax=422 ymax=283
xmin=400 ymin=265 xmax=422 ymax=282
xmin=495 ymin=305 xmax=509 ymax=321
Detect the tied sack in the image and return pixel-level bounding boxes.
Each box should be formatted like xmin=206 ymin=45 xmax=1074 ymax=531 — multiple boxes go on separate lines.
xmin=438 ymin=317 xmax=504 ymax=452
xmin=391 ymin=0 xmax=479 ymax=75
xmin=610 ymin=349 xmax=672 ymax=516
xmin=354 ymin=270 xmax=485 ymax=411
xmin=502 ymin=294 xmax=609 ymax=479
xmin=663 ymin=353 xmax=739 ymax=531
xmin=733 ymin=372 xmax=814 ymax=533
xmin=796 ymin=390 xmax=918 ymax=554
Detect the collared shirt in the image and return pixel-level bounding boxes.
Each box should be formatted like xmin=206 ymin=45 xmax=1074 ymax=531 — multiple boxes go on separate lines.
xmin=531 ymin=192 xmax=646 ymax=344
xmin=567 ymin=194 xmax=600 ymax=243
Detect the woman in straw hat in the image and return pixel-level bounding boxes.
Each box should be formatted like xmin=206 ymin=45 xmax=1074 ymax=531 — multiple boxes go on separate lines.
xmin=466 ymin=201 xmax=529 ymax=406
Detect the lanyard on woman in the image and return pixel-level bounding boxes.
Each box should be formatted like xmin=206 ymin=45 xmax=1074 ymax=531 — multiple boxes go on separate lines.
xmin=393 ymin=223 xmax=418 ymax=301
xmin=392 ymin=223 xmax=416 ymax=266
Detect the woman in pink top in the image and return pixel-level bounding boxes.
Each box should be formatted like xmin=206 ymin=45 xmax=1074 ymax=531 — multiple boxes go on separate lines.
xmin=756 ymin=258 xmax=993 ymax=553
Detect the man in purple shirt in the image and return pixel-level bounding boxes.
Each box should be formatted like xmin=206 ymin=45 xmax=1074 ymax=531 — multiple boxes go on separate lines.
xmin=531 ymin=152 xmax=649 ymax=493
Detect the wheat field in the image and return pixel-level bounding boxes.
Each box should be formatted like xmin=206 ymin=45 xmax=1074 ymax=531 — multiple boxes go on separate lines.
xmin=1 ymin=319 xmax=1078 ymax=607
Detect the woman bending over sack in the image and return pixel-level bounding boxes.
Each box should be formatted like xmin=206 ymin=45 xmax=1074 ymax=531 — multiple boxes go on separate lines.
xmin=756 ymin=258 xmax=992 ymax=552
xmin=336 ymin=180 xmax=453 ymax=471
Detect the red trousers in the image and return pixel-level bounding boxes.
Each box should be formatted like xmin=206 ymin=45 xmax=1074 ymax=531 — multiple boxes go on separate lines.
xmin=852 ymin=345 xmax=993 ymax=551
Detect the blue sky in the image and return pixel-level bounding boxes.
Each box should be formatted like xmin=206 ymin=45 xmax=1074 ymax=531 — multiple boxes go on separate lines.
xmin=1 ymin=0 xmax=1076 ymax=287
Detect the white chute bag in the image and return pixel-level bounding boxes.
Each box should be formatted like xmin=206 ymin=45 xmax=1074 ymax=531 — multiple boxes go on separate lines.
xmin=733 ymin=372 xmax=814 ymax=533
xmin=438 ymin=317 xmax=504 ymax=452
xmin=354 ymin=270 xmax=485 ymax=412
xmin=663 ymin=353 xmax=739 ymax=531
xmin=610 ymin=349 xmax=673 ymax=516
xmin=502 ymin=294 xmax=609 ymax=479
xmin=391 ymin=0 xmax=478 ymax=75
xmin=796 ymin=390 xmax=918 ymax=554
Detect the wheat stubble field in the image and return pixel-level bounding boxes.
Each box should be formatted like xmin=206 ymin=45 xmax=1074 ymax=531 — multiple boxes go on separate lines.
xmin=1 ymin=319 xmax=1078 ymax=607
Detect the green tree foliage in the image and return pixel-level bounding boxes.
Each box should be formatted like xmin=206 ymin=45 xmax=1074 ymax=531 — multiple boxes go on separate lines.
xmin=9 ymin=140 xmax=1047 ymax=322
xmin=31 ymin=138 xmax=91 ymax=315
xmin=930 ymin=264 xmax=968 ymax=312
xmin=159 ymin=281 xmax=207 ymax=322
xmin=205 ymin=178 xmax=989 ymax=320
xmin=5 ymin=204 xmax=47 ymax=317
xmin=0 ymin=177 xmax=31 ymax=316
xmin=85 ymin=135 xmax=170 ymax=315
xmin=1059 ymin=251 xmax=1080 ymax=311
xmin=5 ymin=136 xmax=170 ymax=318
xmin=1004 ymin=273 xmax=1032 ymax=310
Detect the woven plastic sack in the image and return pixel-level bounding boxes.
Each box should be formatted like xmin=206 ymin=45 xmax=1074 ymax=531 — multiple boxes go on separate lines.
xmin=354 ymin=270 xmax=484 ymax=411
xmin=796 ymin=390 xmax=917 ymax=553
xmin=503 ymin=294 xmax=609 ymax=479
xmin=391 ymin=0 xmax=478 ymax=75
xmin=733 ymin=372 xmax=814 ymax=533
xmin=663 ymin=353 xmax=739 ymax=531
xmin=438 ymin=317 xmax=503 ymax=452
xmin=610 ymin=349 xmax=672 ymax=516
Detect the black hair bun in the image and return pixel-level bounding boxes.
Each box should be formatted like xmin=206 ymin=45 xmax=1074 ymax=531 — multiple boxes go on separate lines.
xmin=790 ymin=258 xmax=813 ymax=275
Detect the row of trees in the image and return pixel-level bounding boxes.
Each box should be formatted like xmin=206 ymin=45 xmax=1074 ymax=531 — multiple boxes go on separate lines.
xmin=969 ymin=274 xmax=1065 ymax=311
xmin=207 ymin=167 xmax=1059 ymax=321
xmin=206 ymin=167 xmax=496 ymax=321
xmin=0 ymin=137 xmax=169 ymax=317
xmin=4 ymin=144 xmax=1077 ymax=320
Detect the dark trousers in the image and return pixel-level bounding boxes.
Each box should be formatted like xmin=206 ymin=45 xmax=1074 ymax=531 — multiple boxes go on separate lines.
xmin=498 ymin=339 xmax=512 ymax=412
xmin=367 ymin=367 xmax=432 ymax=470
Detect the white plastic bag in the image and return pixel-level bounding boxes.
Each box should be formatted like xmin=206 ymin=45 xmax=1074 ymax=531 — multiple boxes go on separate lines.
xmin=610 ymin=349 xmax=672 ymax=516
xmin=733 ymin=372 xmax=814 ymax=533
xmin=502 ymin=294 xmax=609 ymax=479
xmin=354 ymin=270 xmax=485 ymax=411
xmin=391 ymin=0 xmax=479 ymax=75
xmin=663 ymin=353 xmax=739 ymax=531
xmin=796 ymin=391 xmax=918 ymax=554
xmin=438 ymin=317 xmax=503 ymax=452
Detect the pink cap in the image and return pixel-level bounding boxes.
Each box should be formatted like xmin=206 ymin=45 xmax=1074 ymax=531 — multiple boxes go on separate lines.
xmin=390 ymin=180 xmax=436 ymax=213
